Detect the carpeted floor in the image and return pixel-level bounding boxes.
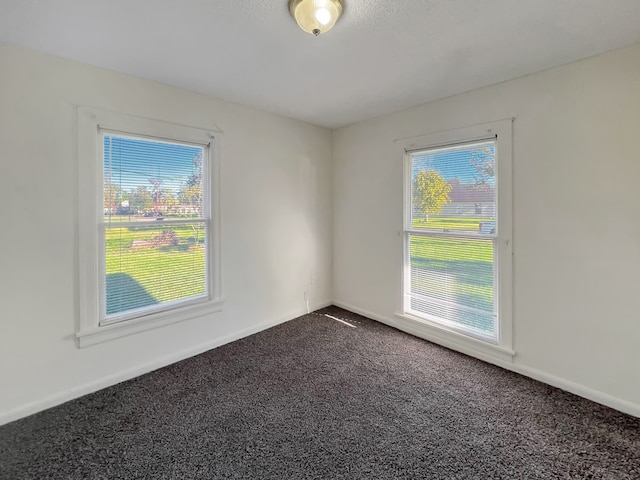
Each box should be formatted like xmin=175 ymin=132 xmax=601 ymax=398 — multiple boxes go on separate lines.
xmin=1 ymin=306 xmax=639 ymax=479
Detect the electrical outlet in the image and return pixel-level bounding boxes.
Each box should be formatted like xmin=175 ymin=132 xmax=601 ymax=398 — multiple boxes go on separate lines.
xmin=304 ymin=291 xmax=309 ymax=301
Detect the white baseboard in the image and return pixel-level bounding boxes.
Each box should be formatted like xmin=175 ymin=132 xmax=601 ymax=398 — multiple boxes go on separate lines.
xmin=333 ymin=300 xmax=640 ymax=418
xmin=4 ymin=299 xmax=636 ymax=425
xmin=0 ymin=303 xmax=330 ymax=427
xmin=309 ymin=299 xmax=333 ymax=312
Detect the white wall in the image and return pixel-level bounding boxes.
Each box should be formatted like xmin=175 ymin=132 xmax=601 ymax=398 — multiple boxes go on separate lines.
xmin=333 ymin=43 xmax=640 ymax=416
xmin=2 ymin=40 xmax=639 ymax=424
xmin=0 ymin=44 xmax=333 ymax=424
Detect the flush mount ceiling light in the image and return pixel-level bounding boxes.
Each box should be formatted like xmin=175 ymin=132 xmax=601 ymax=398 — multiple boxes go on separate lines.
xmin=289 ymin=0 xmax=344 ymax=36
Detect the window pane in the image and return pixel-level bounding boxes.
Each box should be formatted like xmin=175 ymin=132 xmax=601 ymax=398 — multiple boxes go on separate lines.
xmin=409 ymin=297 xmax=495 ymax=338
xmin=409 ymin=235 xmax=494 ymax=311
xmin=101 ymin=132 xmax=209 ymax=322
xmin=408 ymin=234 xmax=495 ymax=336
xmin=105 ymin=223 xmax=207 ymax=318
xmin=410 ymin=141 xmax=495 ymax=235
xmin=406 ymin=139 xmax=498 ymax=340
xmin=103 ymin=134 xmax=204 ymax=220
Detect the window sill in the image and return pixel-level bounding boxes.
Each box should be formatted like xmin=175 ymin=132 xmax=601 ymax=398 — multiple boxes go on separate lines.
xmin=77 ymin=298 xmax=225 ymax=348
xmin=393 ymin=312 xmax=515 ymax=364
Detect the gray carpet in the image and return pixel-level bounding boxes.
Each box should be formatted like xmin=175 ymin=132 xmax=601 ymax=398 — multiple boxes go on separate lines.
xmin=1 ymin=306 xmax=639 ymax=479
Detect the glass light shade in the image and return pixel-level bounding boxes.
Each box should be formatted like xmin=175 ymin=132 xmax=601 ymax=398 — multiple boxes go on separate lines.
xmin=289 ymin=0 xmax=343 ymax=36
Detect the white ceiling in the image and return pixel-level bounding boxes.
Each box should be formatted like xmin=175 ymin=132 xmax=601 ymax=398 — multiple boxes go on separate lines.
xmin=1 ymin=0 xmax=640 ymax=128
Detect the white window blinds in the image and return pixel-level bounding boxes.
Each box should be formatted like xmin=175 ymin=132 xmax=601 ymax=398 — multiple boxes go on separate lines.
xmin=405 ymin=140 xmax=498 ymax=341
xmin=101 ymin=132 xmax=210 ymax=324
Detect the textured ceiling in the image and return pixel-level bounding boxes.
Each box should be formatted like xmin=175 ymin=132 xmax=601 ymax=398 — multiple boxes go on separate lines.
xmin=1 ymin=0 xmax=640 ymax=128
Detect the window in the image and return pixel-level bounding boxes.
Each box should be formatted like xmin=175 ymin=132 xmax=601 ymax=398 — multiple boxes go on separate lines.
xmin=401 ymin=120 xmax=512 ymax=352
xmin=77 ymin=108 xmax=223 ymax=346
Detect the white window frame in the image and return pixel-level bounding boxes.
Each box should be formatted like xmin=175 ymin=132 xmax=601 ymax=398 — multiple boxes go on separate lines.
xmin=77 ymin=107 xmax=224 ymax=347
xmin=396 ymin=119 xmax=514 ymax=362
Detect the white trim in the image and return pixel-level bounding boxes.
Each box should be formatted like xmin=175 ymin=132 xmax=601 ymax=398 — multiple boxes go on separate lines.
xmin=77 ymin=106 xmax=224 ymax=346
xmin=494 ymin=120 xmax=514 ymax=349
xmin=397 ymin=119 xmax=513 ymax=351
xmin=333 ymin=300 xmax=640 ymax=418
xmin=337 ymin=302 xmax=515 ymax=363
xmin=404 ymin=229 xmax=497 ymax=240
xmin=3 ymin=299 xmax=637 ymax=424
xmin=77 ymin=298 xmax=225 ymax=347
xmin=0 ymin=301 xmax=332 ymax=427
xmin=395 ymin=311 xmax=513 ymax=361
xmin=209 ymin=128 xmax=223 ymax=305
xmin=99 ymin=219 xmax=208 ymax=229
xmin=509 ymin=364 xmax=640 ymax=419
